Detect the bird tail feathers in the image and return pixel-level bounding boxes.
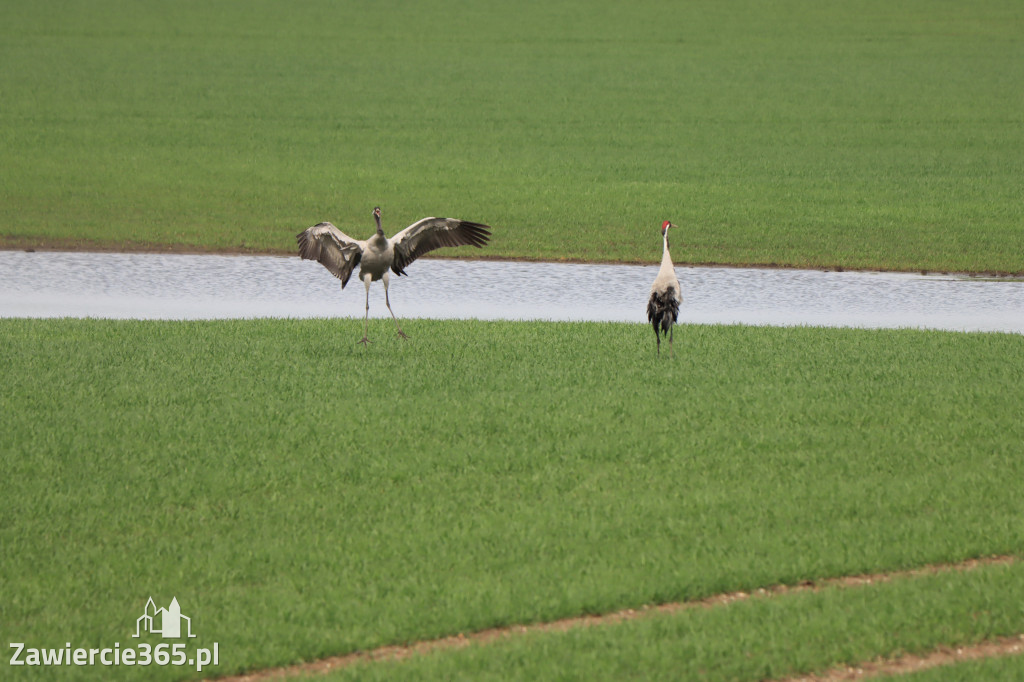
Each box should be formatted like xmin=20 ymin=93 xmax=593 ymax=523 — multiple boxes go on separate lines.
xmin=647 ymin=290 xmax=680 ymax=337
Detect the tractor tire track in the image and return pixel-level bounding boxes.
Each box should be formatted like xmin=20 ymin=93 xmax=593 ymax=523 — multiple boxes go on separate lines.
xmin=781 ymin=633 xmax=1024 ymax=681
xmin=212 ymin=555 xmax=1015 ymax=681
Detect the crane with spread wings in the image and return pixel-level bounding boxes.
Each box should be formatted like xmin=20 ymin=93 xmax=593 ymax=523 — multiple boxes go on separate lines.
xmin=297 ymin=206 xmax=492 ymax=344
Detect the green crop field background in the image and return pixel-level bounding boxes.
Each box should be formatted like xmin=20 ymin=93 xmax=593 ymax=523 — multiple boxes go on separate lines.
xmin=2 ymin=319 xmax=1023 ymax=680
xmin=2 ymin=0 xmax=1023 ymax=272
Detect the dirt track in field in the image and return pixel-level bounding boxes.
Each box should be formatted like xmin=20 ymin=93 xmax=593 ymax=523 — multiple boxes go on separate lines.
xmin=210 ymin=555 xmax=1019 ymax=681
xmin=780 ymin=633 xmax=1024 ymax=681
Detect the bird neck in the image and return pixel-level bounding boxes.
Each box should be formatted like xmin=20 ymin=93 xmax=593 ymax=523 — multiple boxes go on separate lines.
xmin=374 ymin=214 xmax=384 ymax=236
xmin=660 ymin=232 xmax=673 ymax=268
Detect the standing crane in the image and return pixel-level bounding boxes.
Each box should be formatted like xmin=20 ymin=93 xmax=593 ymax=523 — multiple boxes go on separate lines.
xmin=297 ymin=206 xmax=491 ymax=344
xmin=647 ymin=220 xmax=683 ymax=357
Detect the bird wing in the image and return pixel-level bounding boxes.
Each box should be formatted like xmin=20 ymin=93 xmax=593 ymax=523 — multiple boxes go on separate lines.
xmin=389 ymin=217 xmax=491 ymax=276
xmin=665 ymin=276 xmax=683 ymax=303
xmin=296 ymin=222 xmax=363 ymax=288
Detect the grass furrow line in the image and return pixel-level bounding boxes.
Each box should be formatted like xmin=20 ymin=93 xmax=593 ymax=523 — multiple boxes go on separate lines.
xmin=780 ymin=634 xmax=1024 ymax=681
xmin=210 ymin=555 xmax=1015 ymax=682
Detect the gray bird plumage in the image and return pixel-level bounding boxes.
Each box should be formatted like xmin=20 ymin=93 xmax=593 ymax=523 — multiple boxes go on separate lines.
xmin=297 ymin=207 xmax=492 ymax=344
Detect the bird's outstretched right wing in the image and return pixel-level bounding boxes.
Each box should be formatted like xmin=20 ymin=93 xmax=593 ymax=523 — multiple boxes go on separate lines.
xmin=296 ymin=222 xmax=363 ymax=288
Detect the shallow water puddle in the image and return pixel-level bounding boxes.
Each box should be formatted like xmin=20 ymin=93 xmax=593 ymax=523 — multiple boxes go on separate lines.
xmin=1 ymin=250 xmax=1021 ymax=333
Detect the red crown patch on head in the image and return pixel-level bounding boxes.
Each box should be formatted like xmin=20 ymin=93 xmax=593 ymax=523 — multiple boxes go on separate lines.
xmin=662 ymin=220 xmax=671 ymax=230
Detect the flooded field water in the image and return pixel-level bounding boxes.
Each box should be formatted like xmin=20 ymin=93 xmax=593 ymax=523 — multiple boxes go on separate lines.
xmin=1 ymin=250 xmax=1021 ymax=334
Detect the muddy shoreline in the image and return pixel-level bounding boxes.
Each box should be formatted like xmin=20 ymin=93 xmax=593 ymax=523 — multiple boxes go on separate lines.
xmin=2 ymin=236 xmax=1021 ymax=279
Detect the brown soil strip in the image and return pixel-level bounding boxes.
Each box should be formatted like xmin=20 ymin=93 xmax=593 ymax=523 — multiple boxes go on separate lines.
xmin=4 ymin=237 xmax=1022 ymax=278
xmin=211 ymin=555 xmax=1014 ymax=682
xmin=780 ymin=633 xmax=1024 ymax=681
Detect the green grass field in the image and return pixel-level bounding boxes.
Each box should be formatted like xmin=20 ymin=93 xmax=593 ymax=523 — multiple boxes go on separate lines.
xmin=2 ymin=0 xmax=1023 ymax=272
xmin=3 ymin=0 xmax=1023 ymax=678
xmin=2 ymin=318 xmax=1023 ymax=680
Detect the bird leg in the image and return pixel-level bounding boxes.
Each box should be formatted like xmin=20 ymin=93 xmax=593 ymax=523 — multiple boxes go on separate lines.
xmin=359 ymin=276 xmax=372 ymax=346
xmin=383 ymin=275 xmax=408 ymax=339
xmin=669 ymin=325 xmax=674 ymax=359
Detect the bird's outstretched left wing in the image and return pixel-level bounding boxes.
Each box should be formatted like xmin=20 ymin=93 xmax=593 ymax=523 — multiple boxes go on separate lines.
xmin=390 ymin=217 xmax=491 ymax=276
xmin=296 ymin=222 xmax=363 ymax=288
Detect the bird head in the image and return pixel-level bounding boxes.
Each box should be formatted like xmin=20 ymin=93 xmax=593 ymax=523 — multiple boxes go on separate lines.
xmin=661 ymin=220 xmax=674 ymax=236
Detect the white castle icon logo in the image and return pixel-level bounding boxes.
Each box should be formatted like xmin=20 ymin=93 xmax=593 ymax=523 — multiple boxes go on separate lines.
xmin=133 ymin=597 xmax=196 ymax=639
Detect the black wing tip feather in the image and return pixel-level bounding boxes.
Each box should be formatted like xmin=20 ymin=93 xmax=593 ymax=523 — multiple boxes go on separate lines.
xmin=457 ymin=220 xmax=492 ymax=248
xmin=296 ymin=232 xmax=318 ymax=260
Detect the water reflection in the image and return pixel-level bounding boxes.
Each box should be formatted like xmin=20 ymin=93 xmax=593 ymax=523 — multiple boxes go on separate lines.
xmin=0 ymin=250 xmax=1021 ymax=334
